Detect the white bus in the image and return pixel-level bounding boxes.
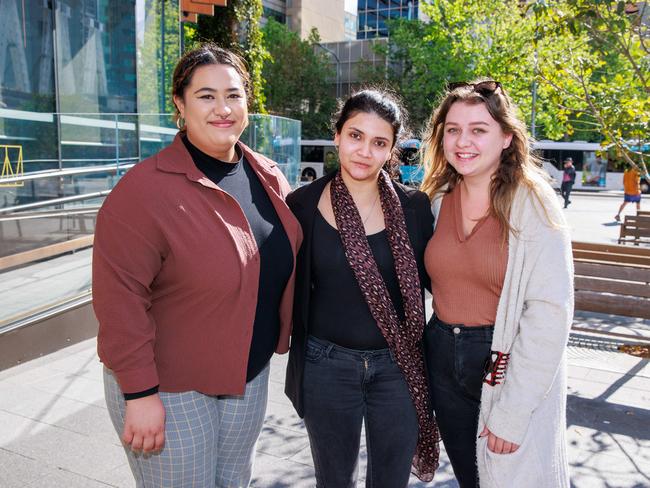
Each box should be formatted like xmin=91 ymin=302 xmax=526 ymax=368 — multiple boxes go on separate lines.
xmin=299 ymin=138 xmax=424 ymax=185
xmin=299 ymin=139 xmax=337 ymax=182
xmin=532 ymin=140 xmax=625 ymax=191
xmin=300 ymin=138 xmax=646 ymax=192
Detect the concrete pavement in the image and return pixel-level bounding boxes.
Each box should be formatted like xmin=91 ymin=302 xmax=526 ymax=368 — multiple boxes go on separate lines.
xmin=0 ymin=308 xmax=649 ymax=487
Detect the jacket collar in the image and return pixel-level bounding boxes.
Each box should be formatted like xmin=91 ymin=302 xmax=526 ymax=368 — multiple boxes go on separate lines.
xmin=156 ymin=134 xmax=279 ymax=186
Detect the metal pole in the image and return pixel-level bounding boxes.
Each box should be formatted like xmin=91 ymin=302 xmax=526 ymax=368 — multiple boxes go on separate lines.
xmin=51 ymin=0 xmax=63 ymax=172
xmin=115 ymin=114 xmax=120 ymax=173
xmin=531 ymin=38 xmax=538 ymax=138
xmin=161 ymin=0 xmax=166 ymax=112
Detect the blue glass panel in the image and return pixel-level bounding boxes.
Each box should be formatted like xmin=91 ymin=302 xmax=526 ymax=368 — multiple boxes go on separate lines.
xmin=55 ymin=0 xmax=137 ymax=114
xmin=55 ymin=0 xmax=139 ymax=167
xmin=0 ymin=0 xmax=58 ymax=172
xmin=137 ymin=0 xmax=180 ymax=116
xmin=241 ymin=115 xmax=301 ymax=188
xmin=366 ymin=12 xmax=378 ymax=29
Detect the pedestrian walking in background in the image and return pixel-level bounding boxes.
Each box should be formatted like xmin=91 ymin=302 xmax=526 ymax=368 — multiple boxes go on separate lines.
xmin=93 ymin=43 xmax=301 ymax=488
xmin=561 ymin=157 xmax=576 ymax=208
xmin=285 ymin=89 xmax=440 ymax=487
xmin=420 ymin=79 xmax=573 ymax=488
xmin=615 ymin=165 xmax=643 ymax=221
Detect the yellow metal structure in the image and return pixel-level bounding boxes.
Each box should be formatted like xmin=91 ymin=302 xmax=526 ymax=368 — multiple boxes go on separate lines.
xmin=0 ymin=145 xmax=24 ymax=187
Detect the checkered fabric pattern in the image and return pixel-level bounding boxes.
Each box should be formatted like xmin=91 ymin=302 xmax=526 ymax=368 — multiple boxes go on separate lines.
xmin=104 ymin=365 xmax=269 ymax=488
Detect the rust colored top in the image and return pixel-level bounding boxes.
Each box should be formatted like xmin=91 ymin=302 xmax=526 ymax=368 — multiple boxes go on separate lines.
xmin=425 ymin=185 xmax=507 ymax=326
xmin=93 ymin=135 xmax=302 ymax=395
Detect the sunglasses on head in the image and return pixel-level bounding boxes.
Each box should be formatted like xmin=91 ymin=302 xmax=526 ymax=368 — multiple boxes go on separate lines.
xmin=447 ymin=80 xmax=502 ymax=96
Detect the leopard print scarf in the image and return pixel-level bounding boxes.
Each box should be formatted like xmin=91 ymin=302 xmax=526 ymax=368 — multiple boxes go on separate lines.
xmin=331 ymin=169 xmax=440 ymax=481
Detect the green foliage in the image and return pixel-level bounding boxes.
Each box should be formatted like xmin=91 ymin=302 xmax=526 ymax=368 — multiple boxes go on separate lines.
xmin=191 ymin=0 xmax=268 ymax=113
xmin=261 ymin=20 xmax=337 ymax=138
xmin=235 ymin=0 xmax=268 ymax=113
xmin=362 ymin=0 xmax=647 ymax=155
xmin=193 ymin=3 xmax=237 ymax=48
xmin=376 ymin=1 xmax=551 ymax=135
xmin=533 ymin=0 xmax=649 ymax=174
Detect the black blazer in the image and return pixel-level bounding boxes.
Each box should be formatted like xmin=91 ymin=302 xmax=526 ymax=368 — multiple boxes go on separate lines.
xmin=284 ymin=171 xmax=435 ymax=417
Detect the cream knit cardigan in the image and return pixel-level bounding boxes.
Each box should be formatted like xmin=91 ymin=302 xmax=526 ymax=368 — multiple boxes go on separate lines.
xmin=431 ymin=174 xmax=573 ymax=488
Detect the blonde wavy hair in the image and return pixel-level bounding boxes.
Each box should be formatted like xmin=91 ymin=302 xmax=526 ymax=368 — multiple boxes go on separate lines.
xmin=420 ymin=79 xmax=550 ymax=241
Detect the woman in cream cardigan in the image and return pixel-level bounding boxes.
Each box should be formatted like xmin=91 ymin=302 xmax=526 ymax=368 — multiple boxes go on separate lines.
xmin=420 ymin=80 xmax=573 ymax=487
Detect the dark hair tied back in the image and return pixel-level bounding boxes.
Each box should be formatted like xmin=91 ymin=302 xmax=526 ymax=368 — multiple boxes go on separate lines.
xmin=171 ymin=43 xmax=251 ymax=129
xmin=333 ymin=89 xmax=409 ymax=178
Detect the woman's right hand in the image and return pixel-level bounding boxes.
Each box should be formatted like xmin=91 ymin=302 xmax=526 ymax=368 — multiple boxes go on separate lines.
xmin=122 ymin=394 xmax=166 ymax=453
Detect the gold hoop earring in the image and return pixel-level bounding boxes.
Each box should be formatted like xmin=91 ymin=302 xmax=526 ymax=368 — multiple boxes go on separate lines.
xmin=176 ymin=116 xmax=185 ymax=130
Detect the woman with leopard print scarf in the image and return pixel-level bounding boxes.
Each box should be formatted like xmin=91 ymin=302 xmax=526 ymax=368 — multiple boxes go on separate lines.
xmin=284 ymin=89 xmax=440 ymax=487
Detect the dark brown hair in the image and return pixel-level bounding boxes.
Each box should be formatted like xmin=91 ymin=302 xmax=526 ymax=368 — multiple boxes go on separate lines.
xmin=172 ymin=43 xmax=251 ymax=128
xmin=333 ymin=89 xmax=409 ymax=177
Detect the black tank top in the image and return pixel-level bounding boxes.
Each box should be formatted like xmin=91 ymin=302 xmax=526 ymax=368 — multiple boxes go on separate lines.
xmin=308 ymin=211 xmax=405 ymax=350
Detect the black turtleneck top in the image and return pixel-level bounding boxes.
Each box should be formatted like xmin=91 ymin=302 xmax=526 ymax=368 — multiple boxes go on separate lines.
xmin=183 ymin=135 xmax=293 ymax=382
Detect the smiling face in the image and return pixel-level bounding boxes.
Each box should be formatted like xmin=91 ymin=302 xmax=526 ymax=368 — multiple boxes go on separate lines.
xmin=442 ymin=101 xmax=513 ymax=183
xmin=334 ymin=111 xmax=394 ymax=184
xmin=173 ymin=64 xmax=248 ymax=162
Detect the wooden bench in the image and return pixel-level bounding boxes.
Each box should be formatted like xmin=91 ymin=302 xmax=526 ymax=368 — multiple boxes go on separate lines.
xmin=573 ymin=241 xmax=650 ymax=319
xmin=638 ymin=210 xmax=650 ymax=217
xmin=618 ymin=215 xmax=650 ymax=246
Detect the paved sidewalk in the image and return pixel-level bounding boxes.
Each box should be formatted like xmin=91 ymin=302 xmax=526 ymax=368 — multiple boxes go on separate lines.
xmin=1 ymin=312 xmax=649 ymax=487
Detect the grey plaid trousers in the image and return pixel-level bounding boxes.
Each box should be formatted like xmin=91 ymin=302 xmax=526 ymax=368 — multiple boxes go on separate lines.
xmin=104 ymin=365 xmax=269 ymax=488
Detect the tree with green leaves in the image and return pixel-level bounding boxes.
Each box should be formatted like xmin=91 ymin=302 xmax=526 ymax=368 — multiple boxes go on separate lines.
xmin=365 ymin=1 xmax=580 ymax=138
xmin=533 ymin=0 xmax=649 ymax=177
xmin=261 ymin=20 xmax=336 ymax=138
xmin=189 ymin=0 xmax=268 ymax=113
xmin=360 ymin=0 xmax=648 ymax=150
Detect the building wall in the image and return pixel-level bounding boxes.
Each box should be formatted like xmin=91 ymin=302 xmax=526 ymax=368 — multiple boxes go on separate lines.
xmin=321 ymin=38 xmax=389 ymax=97
xmin=357 ymin=0 xmax=420 ymax=39
xmin=286 ymin=0 xmax=348 ymax=42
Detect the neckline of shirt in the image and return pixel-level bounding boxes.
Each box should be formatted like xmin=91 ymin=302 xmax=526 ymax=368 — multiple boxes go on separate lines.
xmin=182 ymin=135 xmax=244 ymax=176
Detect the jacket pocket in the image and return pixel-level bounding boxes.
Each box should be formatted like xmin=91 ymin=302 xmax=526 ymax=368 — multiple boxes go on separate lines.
xmin=477 ymin=432 xmax=543 ymax=488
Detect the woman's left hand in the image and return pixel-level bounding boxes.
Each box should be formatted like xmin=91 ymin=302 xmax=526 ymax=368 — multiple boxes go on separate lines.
xmin=479 ymin=426 xmax=520 ymax=454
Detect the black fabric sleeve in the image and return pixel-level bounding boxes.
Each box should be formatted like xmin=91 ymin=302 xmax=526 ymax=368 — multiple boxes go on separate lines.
xmin=123 ymin=385 xmax=159 ymax=401
xmin=416 ymin=191 xmax=435 ymax=293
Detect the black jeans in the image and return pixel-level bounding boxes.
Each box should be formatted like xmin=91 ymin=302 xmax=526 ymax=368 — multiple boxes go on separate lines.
xmin=302 ymin=336 xmax=418 ymax=488
xmin=424 ymin=317 xmax=493 ymax=488
xmin=560 ymin=182 xmax=573 ymax=207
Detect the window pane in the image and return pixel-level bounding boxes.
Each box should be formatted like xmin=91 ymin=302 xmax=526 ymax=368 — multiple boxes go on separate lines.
xmin=0 ymin=0 xmax=58 ymax=172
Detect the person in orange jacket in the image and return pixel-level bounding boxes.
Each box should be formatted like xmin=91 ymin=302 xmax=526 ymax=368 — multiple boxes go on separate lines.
xmin=615 ymin=166 xmax=643 ymax=221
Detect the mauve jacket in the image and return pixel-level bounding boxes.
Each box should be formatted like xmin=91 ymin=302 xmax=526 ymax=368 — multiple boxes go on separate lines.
xmin=93 ymin=134 xmax=302 ymax=396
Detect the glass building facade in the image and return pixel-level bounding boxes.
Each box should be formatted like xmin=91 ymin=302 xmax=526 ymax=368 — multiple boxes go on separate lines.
xmin=0 ymin=1 xmax=300 ymax=330
xmin=0 ymin=0 xmax=180 ymax=180
xmin=357 ymin=0 xmax=419 ymax=39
